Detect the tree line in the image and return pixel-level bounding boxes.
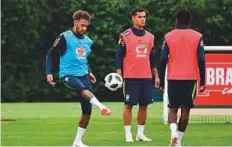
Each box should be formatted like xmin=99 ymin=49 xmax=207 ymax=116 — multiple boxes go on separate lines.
xmin=2 ymin=0 xmax=232 ymax=101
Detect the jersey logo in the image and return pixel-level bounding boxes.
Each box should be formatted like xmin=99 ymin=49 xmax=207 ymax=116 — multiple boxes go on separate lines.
xmin=76 ymin=48 xmax=85 ymax=56
xmin=76 ymin=48 xmax=86 ymax=60
xmin=136 ymin=45 xmax=147 ymax=58
xmin=53 ymin=37 xmax=60 ymax=47
xmin=122 ymin=30 xmax=130 ymax=36
xmin=118 ymin=35 xmax=125 ymax=46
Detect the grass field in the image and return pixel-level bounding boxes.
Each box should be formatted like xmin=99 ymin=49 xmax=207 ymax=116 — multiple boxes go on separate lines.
xmin=1 ymin=102 xmax=232 ymax=146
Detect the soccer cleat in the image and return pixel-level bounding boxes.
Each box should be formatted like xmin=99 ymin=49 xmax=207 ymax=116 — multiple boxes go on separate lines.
xmin=101 ymin=107 xmax=112 ymax=116
xmin=125 ymin=134 xmax=134 ymax=142
xmin=169 ymin=135 xmax=178 ymax=147
xmin=73 ymin=141 xmax=89 ymax=147
xmin=136 ymin=134 xmax=152 ymax=142
xmin=177 ymin=139 xmax=182 ymax=147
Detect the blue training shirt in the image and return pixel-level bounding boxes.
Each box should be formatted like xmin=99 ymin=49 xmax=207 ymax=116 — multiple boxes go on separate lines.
xmin=59 ymin=30 xmax=93 ymax=78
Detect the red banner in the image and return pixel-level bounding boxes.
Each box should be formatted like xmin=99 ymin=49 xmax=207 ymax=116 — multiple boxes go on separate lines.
xmin=194 ymin=54 xmax=232 ymax=106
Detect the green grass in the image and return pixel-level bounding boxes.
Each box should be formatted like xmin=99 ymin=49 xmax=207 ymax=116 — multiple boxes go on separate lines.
xmin=1 ymin=102 xmax=232 ymax=146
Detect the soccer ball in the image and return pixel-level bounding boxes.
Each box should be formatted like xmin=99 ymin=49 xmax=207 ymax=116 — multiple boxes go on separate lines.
xmin=104 ymin=73 xmax=123 ymax=91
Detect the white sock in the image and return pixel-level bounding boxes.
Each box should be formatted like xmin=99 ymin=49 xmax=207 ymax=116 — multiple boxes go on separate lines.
xmin=124 ymin=125 xmax=132 ymax=136
xmin=137 ymin=125 xmax=145 ymax=136
xmin=170 ymin=123 xmax=177 ymax=137
xmin=90 ymin=97 xmax=106 ymax=110
xmin=73 ymin=127 xmax=86 ymax=145
xmin=177 ymin=131 xmax=184 ymax=145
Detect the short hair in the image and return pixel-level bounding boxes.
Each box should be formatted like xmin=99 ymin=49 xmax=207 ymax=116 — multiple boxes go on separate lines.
xmin=72 ymin=10 xmax=91 ymax=21
xmin=176 ymin=9 xmax=191 ymax=25
xmin=130 ymin=7 xmax=146 ymax=17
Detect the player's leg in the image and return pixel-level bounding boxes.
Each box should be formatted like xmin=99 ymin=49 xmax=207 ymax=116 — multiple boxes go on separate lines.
xmin=168 ymin=80 xmax=181 ymax=146
xmin=177 ymin=80 xmax=197 ymax=146
xmin=123 ymin=79 xmax=140 ymax=142
xmin=124 ymin=104 xmax=133 ymax=142
xmin=168 ymin=107 xmax=179 ymax=146
xmin=62 ymin=75 xmax=111 ymax=115
xmin=136 ymin=79 xmax=152 ymax=142
xmin=177 ymin=107 xmax=190 ymax=146
xmin=178 ymin=108 xmax=191 ymax=131
xmin=72 ymin=99 xmax=92 ymax=147
xmin=82 ymin=89 xmax=111 ymax=115
xmin=61 ymin=76 xmax=110 ymax=147
xmin=73 ymin=105 xmax=91 ymax=147
xmin=61 ymin=76 xmax=92 ymax=147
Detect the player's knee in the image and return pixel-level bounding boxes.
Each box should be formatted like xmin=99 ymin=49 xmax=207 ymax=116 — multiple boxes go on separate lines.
xmin=81 ymin=89 xmax=93 ymax=99
xmin=181 ymin=107 xmax=190 ymax=115
xmin=124 ymin=104 xmax=133 ymax=110
xmin=81 ymin=89 xmax=88 ymax=96
xmin=170 ymin=107 xmax=179 ymax=113
xmin=180 ymin=111 xmax=190 ymax=122
xmin=180 ymin=115 xmax=189 ymax=123
xmin=139 ymin=105 xmax=148 ymax=110
xmin=182 ymin=112 xmax=190 ymax=120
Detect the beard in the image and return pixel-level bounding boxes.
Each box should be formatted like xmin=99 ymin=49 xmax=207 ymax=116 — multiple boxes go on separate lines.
xmin=76 ymin=26 xmax=85 ymax=34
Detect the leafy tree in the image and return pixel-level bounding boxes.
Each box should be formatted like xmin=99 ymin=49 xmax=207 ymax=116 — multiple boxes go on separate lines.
xmin=2 ymin=0 xmax=231 ymax=101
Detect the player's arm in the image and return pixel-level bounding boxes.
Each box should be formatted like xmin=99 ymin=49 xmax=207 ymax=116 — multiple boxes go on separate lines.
xmin=159 ymin=41 xmax=169 ymax=91
xmin=197 ymin=37 xmax=206 ymax=92
xmin=116 ymin=35 xmax=126 ymax=77
xmin=150 ymin=46 xmax=159 ymax=88
xmin=88 ymin=43 xmax=96 ymax=84
xmin=87 ymin=43 xmax=96 ymax=74
xmin=86 ymin=57 xmax=92 ymax=76
xmin=45 ymin=35 xmax=66 ymax=87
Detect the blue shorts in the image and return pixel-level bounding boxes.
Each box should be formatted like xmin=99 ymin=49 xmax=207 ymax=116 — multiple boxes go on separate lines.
xmin=124 ymin=79 xmax=153 ymax=106
xmin=61 ymin=75 xmax=92 ymax=114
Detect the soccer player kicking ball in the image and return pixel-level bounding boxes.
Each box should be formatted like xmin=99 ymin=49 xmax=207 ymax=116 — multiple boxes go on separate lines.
xmin=45 ymin=10 xmax=111 ymax=147
xmin=159 ymin=9 xmax=205 ymax=147
xmin=116 ymin=7 xmax=160 ymax=143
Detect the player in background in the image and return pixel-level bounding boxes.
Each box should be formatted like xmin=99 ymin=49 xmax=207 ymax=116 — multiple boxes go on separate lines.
xmin=45 ymin=10 xmax=111 ymax=147
xmin=159 ymin=9 xmax=205 ymax=146
xmin=116 ymin=7 xmax=160 ymax=142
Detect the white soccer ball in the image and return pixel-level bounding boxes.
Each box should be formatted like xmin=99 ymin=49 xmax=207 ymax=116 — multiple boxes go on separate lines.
xmin=104 ymin=73 xmax=123 ymax=91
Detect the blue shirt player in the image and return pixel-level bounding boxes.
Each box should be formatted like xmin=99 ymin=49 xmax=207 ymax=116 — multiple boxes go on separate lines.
xmin=45 ymin=10 xmax=111 ymax=147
